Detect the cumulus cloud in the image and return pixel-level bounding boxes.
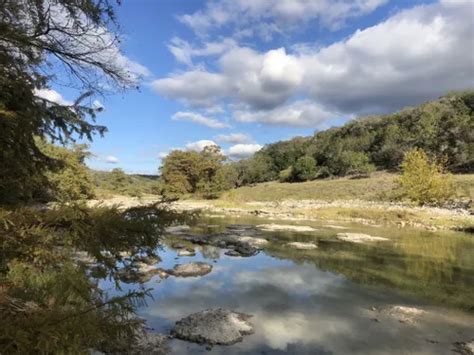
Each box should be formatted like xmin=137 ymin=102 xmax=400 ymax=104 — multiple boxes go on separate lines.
xmin=151 ymin=70 xmax=228 ymax=107
xmin=185 ymin=140 xmax=219 ymax=152
xmin=235 ymin=100 xmax=342 ymax=128
xmin=179 ymin=0 xmax=388 ymax=39
xmin=34 ymin=88 xmax=73 ymax=106
xmin=227 ymin=143 xmax=262 ymax=158
xmin=105 ymin=155 xmax=119 ymax=164
xmin=155 ymin=1 xmax=474 ymax=126
xmin=215 ymin=133 xmax=252 ymax=144
xmin=172 ymin=111 xmax=229 ymax=129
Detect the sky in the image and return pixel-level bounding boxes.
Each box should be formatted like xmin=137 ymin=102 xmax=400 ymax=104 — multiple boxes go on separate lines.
xmin=42 ymin=0 xmax=474 ymax=174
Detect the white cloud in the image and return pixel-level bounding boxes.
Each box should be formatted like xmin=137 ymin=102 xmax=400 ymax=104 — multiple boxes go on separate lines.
xmin=157 ymin=152 xmax=169 ymax=159
xmin=185 ymin=140 xmax=219 ymax=152
xmin=105 ymin=155 xmax=119 ymax=164
xmin=227 ymin=143 xmax=262 ymax=158
xmin=34 ymin=88 xmax=73 ymax=106
xmin=155 ymin=1 xmax=474 ymax=126
xmin=215 ymin=133 xmax=252 ymax=144
xmin=168 ymin=37 xmax=237 ymax=66
xmin=179 ymin=0 xmax=388 ymax=39
xmin=151 ymin=70 xmax=229 ymax=107
xmin=172 ymin=111 xmax=230 ymax=129
xmin=235 ymin=100 xmax=342 ymax=127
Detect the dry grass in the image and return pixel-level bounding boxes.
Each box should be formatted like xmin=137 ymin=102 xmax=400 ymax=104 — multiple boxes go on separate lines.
xmin=220 ymin=172 xmax=474 ymax=203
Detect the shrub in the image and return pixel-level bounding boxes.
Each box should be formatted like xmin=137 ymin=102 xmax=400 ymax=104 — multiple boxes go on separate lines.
xmin=292 ymin=156 xmax=317 ymax=181
xmin=397 ymin=148 xmax=455 ymax=205
xmin=279 ymin=166 xmax=293 ymax=182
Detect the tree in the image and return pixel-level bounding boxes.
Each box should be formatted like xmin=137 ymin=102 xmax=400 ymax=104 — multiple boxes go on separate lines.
xmin=292 ymin=156 xmax=317 ymax=182
xmin=397 ymin=148 xmax=455 ymax=205
xmin=0 ymin=0 xmax=142 ymax=204
xmin=37 ymin=140 xmax=96 ymax=201
xmin=160 ymin=145 xmax=229 ymax=199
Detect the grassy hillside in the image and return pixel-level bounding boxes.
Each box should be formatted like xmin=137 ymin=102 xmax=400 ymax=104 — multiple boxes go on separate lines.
xmin=220 ymin=172 xmax=474 ymax=203
xmin=91 ymin=170 xmax=160 ymax=197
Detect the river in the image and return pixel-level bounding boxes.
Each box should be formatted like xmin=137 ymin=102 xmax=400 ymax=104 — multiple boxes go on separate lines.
xmin=100 ymin=215 xmax=474 ymax=354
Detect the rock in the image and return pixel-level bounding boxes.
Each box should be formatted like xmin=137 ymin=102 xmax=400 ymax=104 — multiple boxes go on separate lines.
xmin=171 ymin=308 xmax=254 ymax=345
xmin=286 ymin=242 xmax=318 ymax=250
xmin=336 ymin=233 xmax=389 ymax=243
xmin=453 ymin=340 xmax=474 ymax=355
xmin=177 ymin=249 xmax=196 ymax=257
xmin=167 ymin=262 xmax=212 ymax=277
xmin=380 ymin=305 xmax=426 ymax=323
xmin=225 ymin=244 xmax=257 ymax=257
xmin=166 ymin=225 xmax=191 ymax=234
xmin=224 ymin=250 xmax=242 ymax=257
xmin=323 ymin=225 xmax=349 ymax=230
xmin=235 ymin=236 xmax=268 ymax=248
xmin=132 ymin=332 xmax=170 ymax=355
xmin=257 ymin=224 xmax=317 ymax=232
xmin=73 ymin=251 xmax=96 ymax=265
xmin=136 ymin=255 xmax=161 ymax=265
xmin=172 ymin=243 xmax=186 ymax=249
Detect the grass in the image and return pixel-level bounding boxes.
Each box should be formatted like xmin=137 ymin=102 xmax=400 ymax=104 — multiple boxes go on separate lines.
xmin=220 ymin=172 xmax=474 ymax=203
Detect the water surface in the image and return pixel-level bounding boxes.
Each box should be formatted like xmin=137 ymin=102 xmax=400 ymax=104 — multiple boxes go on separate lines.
xmin=102 ymin=217 xmax=474 ymax=354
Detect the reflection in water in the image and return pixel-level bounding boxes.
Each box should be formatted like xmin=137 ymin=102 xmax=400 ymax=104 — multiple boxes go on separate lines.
xmin=104 ymin=217 xmax=474 ymax=354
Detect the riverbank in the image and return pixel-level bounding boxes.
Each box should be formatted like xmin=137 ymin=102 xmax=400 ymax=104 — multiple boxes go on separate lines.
xmin=87 ymin=173 xmax=474 ymax=232
xmin=88 ymin=196 xmax=473 ymax=232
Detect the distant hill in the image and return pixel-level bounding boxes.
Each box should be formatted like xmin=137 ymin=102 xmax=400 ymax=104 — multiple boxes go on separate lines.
xmin=233 ymin=91 xmax=474 ymax=185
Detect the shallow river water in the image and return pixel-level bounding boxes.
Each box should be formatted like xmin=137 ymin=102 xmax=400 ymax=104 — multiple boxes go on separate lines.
xmin=102 ymin=216 xmax=474 ymax=354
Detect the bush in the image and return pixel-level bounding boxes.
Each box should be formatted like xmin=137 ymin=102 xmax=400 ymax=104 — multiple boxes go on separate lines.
xmin=279 ymin=166 xmax=293 ymax=182
xmin=292 ymin=156 xmax=317 ymax=181
xmin=397 ymin=148 xmax=455 ymax=205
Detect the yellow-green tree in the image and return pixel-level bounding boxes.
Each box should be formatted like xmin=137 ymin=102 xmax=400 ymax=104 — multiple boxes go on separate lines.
xmin=397 ymin=148 xmax=454 ymax=205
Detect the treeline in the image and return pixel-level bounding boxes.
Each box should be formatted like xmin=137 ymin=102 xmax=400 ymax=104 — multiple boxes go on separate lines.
xmin=237 ymin=91 xmax=473 ymax=185
xmin=160 ymin=91 xmax=473 ymax=198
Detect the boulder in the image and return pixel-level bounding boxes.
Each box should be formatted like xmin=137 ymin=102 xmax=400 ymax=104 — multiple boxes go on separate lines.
xmin=171 ymin=308 xmax=254 ymax=345
xmin=336 ymin=233 xmax=389 ymax=243
xmin=286 ymin=242 xmax=318 ymax=250
xmin=167 ymin=262 xmax=212 ymax=277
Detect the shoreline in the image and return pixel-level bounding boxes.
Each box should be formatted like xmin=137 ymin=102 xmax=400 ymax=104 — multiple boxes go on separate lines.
xmin=88 ymin=196 xmax=474 ymax=232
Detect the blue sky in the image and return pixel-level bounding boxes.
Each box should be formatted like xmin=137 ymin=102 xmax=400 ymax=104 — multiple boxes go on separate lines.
xmin=42 ymin=0 xmax=474 ymax=174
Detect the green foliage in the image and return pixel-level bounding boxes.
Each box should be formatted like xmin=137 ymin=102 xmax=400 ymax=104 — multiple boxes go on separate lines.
xmin=230 ymin=92 xmax=474 ymax=186
xmin=36 ymin=140 xmax=96 ymax=201
xmin=160 ymin=146 xmax=231 ymax=199
xmin=292 ymin=156 xmax=317 ymax=182
xmin=397 ymin=148 xmax=455 ymax=205
xmin=0 ymin=203 xmax=186 ymax=353
xmin=0 ymin=0 xmax=132 ymax=205
xmin=279 ymin=167 xmax=294 ymax=182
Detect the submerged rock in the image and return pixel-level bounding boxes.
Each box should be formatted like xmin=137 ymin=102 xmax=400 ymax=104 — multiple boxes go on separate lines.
xmin=287 ymin=242 xmax=318 ymax=250
xmin=323 ymin=225 xmax=349 ymax=230
xmin=336 ymin=233 xmax=389 ymax=243
xmin=235 ymin=236 xmax=268 ymax=248
xmin=377 ymin=305 xmax=426 ymax=323
xmin=166 ymin=225 xmax=191 ymax=234
xmin=453 ymin=340 xmax=474 ymax=355
xmin=225 ymin=244 xmax=257 ymax=257
xmin=171 ymin=308 xmax=254 ymax=345
xmin=257 ymin=224 xmax=317 ymax=232
xmin=167 ymin=262 xmax=212 ymax=277
xmin=177 ymin=249 xmax=196 ymax=257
